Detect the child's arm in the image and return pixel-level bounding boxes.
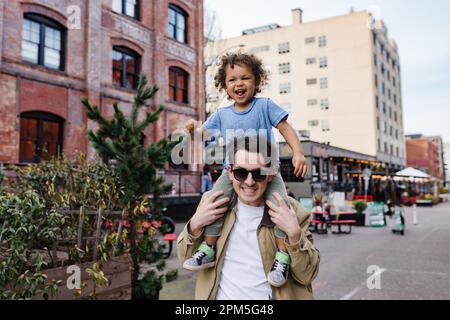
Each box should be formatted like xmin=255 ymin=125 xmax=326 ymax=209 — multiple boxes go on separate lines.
xmin=277 ymin=120 xmax=308 ymax=178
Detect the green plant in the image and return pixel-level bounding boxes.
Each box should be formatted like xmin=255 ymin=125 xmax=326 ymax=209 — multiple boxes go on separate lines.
xmin=0 ymin=191 xmax=64 ymax=299
xmin=82 ymin=73 xmax=180 ymax=300
xmin=353 ymin=200 xmax=368 ymax=214
xmin=439 ymin=187 xmax=449 ymax=194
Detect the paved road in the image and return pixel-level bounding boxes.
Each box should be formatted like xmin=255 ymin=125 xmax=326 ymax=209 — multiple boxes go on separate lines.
xmin=159 ymin=199 xmax=450 ymax=300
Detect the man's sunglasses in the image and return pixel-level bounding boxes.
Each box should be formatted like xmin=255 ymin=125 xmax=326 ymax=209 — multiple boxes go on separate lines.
xmin=232 ymin=168 xmax=268 ymax=182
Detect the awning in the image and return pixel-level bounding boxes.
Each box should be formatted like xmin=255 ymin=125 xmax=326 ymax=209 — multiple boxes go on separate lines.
xmin=395 ymin=167 xmax=430 ymax=178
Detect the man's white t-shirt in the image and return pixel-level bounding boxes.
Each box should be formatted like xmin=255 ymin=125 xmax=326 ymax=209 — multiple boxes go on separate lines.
xmin=216 ymin=200 xmax=273 ymax=300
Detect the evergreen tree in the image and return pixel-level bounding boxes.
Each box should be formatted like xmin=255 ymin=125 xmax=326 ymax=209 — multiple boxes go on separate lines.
xmin=82 ymin=74 xmax=180 ymax=299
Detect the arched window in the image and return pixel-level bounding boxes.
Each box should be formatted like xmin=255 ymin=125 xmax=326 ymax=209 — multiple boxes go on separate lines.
xmin=168 ymin=4 xmax=188 ymax=44
xmin=169 ymin=67 xmax=189 ymax=104
xmin=19 ymin=112 xmax=64 ymax=163
xmin=21 ymin=13 xmax=65 ymax=71
xmin=112 ymin=46 xmax=140 ymax=89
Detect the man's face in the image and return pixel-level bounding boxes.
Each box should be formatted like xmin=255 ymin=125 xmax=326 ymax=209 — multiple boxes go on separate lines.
xmin=228 ymin=150 xmax=273 ymax=207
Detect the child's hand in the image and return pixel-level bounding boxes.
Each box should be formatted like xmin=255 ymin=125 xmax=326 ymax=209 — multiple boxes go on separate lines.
xmin=184 ymin=119 xmax=197 ymax=134
xmin=292 ymin=153 xmax=307 ymax=178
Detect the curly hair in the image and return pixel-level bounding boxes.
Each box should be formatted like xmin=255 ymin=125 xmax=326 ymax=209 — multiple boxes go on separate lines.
xmin=214 ymin=51 xmax=269 ymax=99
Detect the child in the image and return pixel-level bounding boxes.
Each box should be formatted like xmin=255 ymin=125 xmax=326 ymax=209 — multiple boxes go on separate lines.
xmin=182 ymin=52 xmax=307 ymax=287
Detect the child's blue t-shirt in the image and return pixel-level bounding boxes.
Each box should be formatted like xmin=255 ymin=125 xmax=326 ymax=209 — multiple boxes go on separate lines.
xmin=202 ymin=97 xmax=288 ymax=167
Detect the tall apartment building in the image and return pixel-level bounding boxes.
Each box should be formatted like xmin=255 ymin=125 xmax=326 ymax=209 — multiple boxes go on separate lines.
xmin=0 ymin=0 xmax=204 ymax=171
xmin=205 ymin=8 xmax=405 ymax=171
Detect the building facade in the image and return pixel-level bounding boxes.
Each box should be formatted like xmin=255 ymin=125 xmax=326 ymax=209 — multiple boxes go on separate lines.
xmin=0 ymin=0 xmax=204 ymax=186
xmin=405 ymin=135 xmax=440 ymax=178
xmin=444 ymin=142 xmax=450 ymax=187
xmin=405 ymin=134 xmax=445 ymax=182
xmin=205 ymin=8 xmax=406 ymax=171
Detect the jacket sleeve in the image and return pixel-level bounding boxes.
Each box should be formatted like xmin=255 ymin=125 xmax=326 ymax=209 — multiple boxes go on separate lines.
xmin=284 ymin=199 xmax=321 ymax=286
xmin=176 ymin=192 xmax=211 ymax=264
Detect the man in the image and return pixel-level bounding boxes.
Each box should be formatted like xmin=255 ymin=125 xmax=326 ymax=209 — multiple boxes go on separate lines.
xmin=177 ymin=136 xmax=320 ymax=299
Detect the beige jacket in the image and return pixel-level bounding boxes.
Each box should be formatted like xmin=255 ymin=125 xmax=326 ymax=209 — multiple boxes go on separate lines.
xmin=177 ymin=193 xmax=320 ymax=300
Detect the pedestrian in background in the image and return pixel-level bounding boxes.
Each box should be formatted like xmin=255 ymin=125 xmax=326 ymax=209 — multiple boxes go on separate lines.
xmin=201 ymin=168 xmax=213 ymax=195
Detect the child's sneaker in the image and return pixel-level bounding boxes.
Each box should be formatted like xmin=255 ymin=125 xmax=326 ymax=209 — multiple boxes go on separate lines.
xmin=183 ymin=241 xmax=216 ymax=271
xmin=267 ymin=250 xmax=291 ymax=287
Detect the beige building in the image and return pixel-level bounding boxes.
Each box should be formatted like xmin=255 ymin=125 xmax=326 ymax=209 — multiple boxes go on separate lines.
xmin=205 ymin=8 xmax=406 ymax=170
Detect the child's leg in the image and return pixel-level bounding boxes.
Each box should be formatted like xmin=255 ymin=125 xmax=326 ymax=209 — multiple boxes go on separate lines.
xmin=183 ymin=170 xmax=234 ymax=271
xmin=265 ymin=172 xmax=290 ymax=243
xmin=203 ymin=170 xmax=235 ymax=245
xmin=265 ymin=172 xmax=292 ymax=287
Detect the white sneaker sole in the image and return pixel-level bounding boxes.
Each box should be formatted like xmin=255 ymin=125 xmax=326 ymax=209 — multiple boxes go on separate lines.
xmin=267 ymin=275 xmax=288 ymax=287
xmin=183 ymin=260 xmax=216 ymax=272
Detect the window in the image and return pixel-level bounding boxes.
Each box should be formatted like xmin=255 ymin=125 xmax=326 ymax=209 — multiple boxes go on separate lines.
xmin=318 ymin=35 xmax=327 ymax=47
xmin=381 ymin=63 xmax=385 ymax=76
xmin=390 ymin=125 xmax=393 ymax=136
xmin=389 ymin=106 xmax=392 ymax=119
xmin=169 ymin=67 xmax=189 ymax=104
xmin=382 ymin=82 xmax=385 ymax=95
xmin=395 ymin=128 xmax=398 ymax=139
xmin=393 ymin=77 xmax=396 ymax=88
xmin=112 ymin=47 xmax=140 ymax=89
xmin=168 ymin=4 xmax=188 ymax=44
xmin=377 ymin=117 xmax=380 ymax=130
xmin=390 ymin=144 xmax=393 ymax=155
xmin=375 ymin=74 xmax=378 ymax=88
xmin=387 ymin=70 xmax=390 ymax=81
xmin=279 ymin=62 xmax=291 ymax=74
xmin=374 ymin=53 xmax=377 ymax=66
xmin=383 ymin=102 xmax=386 ymax=114
xmin=383 ymin=122 xmax=387 ymax=134
xmin=319 ymin=56 xmax=328 ymax=68
xmin=112 ymin=0 xmax=139 ymax=19
xmin=306 ymin=57 xmax=316 ymax=65
xmin=278 ymin=42 xmax=290 ymax=54
xmin=378 ymin=138 xmax=381 ymax=151
xmin=376 ymin=95 xmax=379 ymax=109
xmin=22 ymin=14 xmax=65 ymax=70
xmin=320 ymin=98 xmax=329 ymax=110
xmin=322 ymin=120 xmax=330 ymax=132
xmin=249 ymin=45 xmax=270 ymax=54
xmin=396 ymin=147 xmax=399 ymax=157
xmin=279 ymin=83 xmax=291 ymax=94
xmin=308 ymin=120 xmax=319 ymax=127
xmin=388 ymin=88 xmax=391 ymax=100
xmin=307 ymin=99 xmax=318 ymax=106
xmin=305 ymin=37 xmax=315 ymax=44
xmin=394 ymin=111 xmax=398 ymax=122
xmin=320 ymin=77 xmax=328 ymax=89
xmin=306 ymin=78 xmax=317 ymax=85
xmin=20 ymin=112 xmax=64 ymax=163
xmin=384 ymin=142 xmax=388 ymax=153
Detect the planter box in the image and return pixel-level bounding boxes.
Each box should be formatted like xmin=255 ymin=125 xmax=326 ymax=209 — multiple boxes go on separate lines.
xmin=33 ymin=255 xmax=131 ymax=300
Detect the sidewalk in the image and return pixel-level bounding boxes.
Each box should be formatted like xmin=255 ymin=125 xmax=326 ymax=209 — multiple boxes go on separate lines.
xmin=159 ymin=222 xmax=196 ymax=300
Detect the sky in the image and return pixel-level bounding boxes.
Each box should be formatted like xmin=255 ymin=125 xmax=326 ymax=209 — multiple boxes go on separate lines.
xmin=205 ymin=0 xmax=450 ymax=143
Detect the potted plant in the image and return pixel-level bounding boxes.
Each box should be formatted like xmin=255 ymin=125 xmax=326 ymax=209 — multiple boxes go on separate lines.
xmin=352 ymin=200 xmax=368 ymax=226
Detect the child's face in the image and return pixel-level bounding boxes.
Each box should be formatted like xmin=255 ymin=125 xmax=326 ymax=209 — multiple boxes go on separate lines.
xmin=224 ymin=63 xmax=256 ymax=108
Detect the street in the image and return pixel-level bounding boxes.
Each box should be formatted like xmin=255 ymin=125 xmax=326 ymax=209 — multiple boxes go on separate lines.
xmin=160 ymin=199 xmax=450 ymax=300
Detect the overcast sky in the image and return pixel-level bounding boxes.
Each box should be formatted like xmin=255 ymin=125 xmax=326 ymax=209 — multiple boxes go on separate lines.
xmin=205 ymin=0 xmax=450 ymax=143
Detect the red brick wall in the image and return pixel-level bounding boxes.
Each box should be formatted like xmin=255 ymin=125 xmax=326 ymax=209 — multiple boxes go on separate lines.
xmin=406 ymin=139 xmax=440 ymax=177
xmin=0 ymin=0 xmax=205 ymax=166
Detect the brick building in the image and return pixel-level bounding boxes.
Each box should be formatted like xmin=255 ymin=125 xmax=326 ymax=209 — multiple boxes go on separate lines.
xmin=0 ymin=0 xmax=204 ymax=188
xmin=405 ymin=135 xmax=441 ymax=179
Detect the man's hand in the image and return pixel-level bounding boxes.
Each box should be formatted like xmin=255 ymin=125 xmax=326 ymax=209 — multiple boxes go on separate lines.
xmin=292 ymin=152 xmax=307 ymax=178
xmin=189 ymin=191 xmax=230 ymax=237
xmin=266 ymin=192 xmax=301 ymax=244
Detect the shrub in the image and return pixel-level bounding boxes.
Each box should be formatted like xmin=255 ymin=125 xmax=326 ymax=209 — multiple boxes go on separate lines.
xmin=353 ymin=200 xmax=368 ymax=214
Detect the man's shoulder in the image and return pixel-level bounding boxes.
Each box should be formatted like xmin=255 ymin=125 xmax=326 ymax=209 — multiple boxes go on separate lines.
xmin=288 ymin=196 xmax=311 ymax=220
